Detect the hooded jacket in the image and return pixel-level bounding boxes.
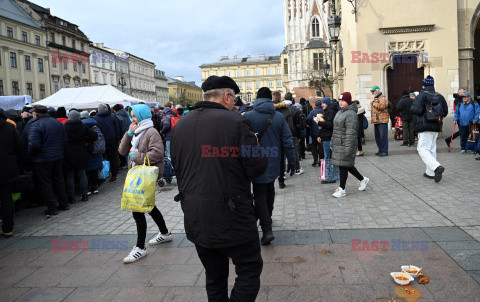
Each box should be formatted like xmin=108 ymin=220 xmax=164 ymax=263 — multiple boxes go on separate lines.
xmin=306 ymin=106 xmax=325 ymax=138
xmin=331 ymin=103 xmax=359 ymax=167
xmin=454 ymin=100 xmax=480 ymax=126
xmin=81 ymin=118 xmax=104 ymax=171
xmin=93 ymin=110 xmax=120 ymax=142
xmin=64 ymin=119 xmax=98 ymax=171
xmin=171 ymin=101 xmax=268 ymax=249
xmin=115 ymin=108 xmax=131 ymax=135
xmin=28 ymin=115 xmax=67 ymax=163
xmin=396 ymin=95 xmax=414 ymax=122
xmin=410 ymin=86 xmax=448 ymax=133
xmin=274 ymin=102 xmax=295 ymax=135
xmin=371 ymin=92 xmax=389 ymax=124
xmin=244 ymin=98 xmax=296 ymax=184
xmin=317 ymin=103 xmax=339 ymax=142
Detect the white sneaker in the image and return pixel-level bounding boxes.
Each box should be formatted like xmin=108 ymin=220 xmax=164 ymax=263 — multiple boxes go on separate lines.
xmin=358 ymin=177 xmax=369 ymax=191
xmin=333 ymin=188 xmax=346 ymax=198
xmin=295 ymin=168 xmax=304 ymax=175
xmin=148 ymin=232 xmax=173 ymax=246
xmin=123 ymin=246 xmax=147 ymax=263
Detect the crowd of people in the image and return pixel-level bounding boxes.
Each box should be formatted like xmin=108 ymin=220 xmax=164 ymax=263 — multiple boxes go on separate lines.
xmin=1 ymin=73 xmax=479 ymax=301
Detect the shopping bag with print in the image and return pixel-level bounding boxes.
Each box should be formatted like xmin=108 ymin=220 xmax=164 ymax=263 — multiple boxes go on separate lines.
xmin=98 ymin=160 xmax=110 ymax=180
xmin=121 ymin=156 xmax=159 ymax=213
xmin=323 ymin=158 xmax=340 ymax=181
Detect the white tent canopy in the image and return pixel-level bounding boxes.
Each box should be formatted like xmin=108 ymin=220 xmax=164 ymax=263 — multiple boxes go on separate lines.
xmin=35 ymin=85 xmax=158 ymax=110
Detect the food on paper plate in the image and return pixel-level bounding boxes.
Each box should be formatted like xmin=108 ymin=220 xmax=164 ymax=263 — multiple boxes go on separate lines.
xmin=390 ymin=272 xmax=414 ymax=285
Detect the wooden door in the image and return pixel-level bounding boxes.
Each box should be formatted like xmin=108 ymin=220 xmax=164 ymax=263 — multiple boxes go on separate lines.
xmin=387 ymin=54 xmax=424 ymax=124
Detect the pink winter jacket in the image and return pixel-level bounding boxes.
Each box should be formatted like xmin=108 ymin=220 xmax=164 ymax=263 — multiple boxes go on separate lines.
xmin=118 ymin=127 xmax=164 ymax=178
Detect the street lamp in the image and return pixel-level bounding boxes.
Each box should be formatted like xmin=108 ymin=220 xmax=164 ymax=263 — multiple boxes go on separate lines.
xmin=118 ymin=75 xmax=126 ymax=92
xmin=328 ymin=14 xmax=341 ymax=44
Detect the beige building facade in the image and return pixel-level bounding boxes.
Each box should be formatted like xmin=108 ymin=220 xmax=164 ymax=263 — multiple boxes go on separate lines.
xmin=89 ymin=44 xmax=117 ymax=88
xmin=154 ymin=69 xmax=169 ymax=106
xmin=0 ymin=0 xmax=50 ymax=100
xmin=167 ymin=76 xmax=202 ymax=105
xmin=200 ymin=55 xmax=287 ymax=103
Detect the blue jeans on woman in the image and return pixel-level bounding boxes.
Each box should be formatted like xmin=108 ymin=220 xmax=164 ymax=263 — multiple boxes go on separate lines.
xmin=322 ymin=140 xmax=332 ymax=159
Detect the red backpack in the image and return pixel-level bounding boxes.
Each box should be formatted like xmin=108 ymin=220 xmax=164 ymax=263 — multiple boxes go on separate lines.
xmin=170 ymin=114 xmax=180 ymax=130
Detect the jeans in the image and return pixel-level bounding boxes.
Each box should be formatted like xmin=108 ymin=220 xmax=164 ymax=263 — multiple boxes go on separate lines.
xmin=403 ymin=121 xmax=415 ymax=145
xmin=292 ymin=137 xmax=300 ymax=169
xmin=105 ymin=140 xmax=119 ymax=178
xmin=459 ymin=125 xmax=469 ymax=150
xmin=165 ymin=140 xmax=171 ymax=158
xmin=65 ymin=169 xmax=88 ymax=198
xmin=339 ymin=166 xmax=364 ymax=190
xmin=252 ymin=182 xmax=275 ymax=231
xmin=0 ymin=183 xmax=15 ymax=233
xmin=322 ymin=140 xmax=332 ymax=159
xmin=417 ymin=132 xmax=441 ymax=176
xmin=132 ymin=206 xmax=169 ymax=249
xmin=196 ymin=239 xmax=263 ymax=302
xmin=34 ymin=160 xmax=67 ymax=211
xmin=279 ymin=148 xmax=285 ymax=182
xmin=374 ymin=123 xmax=389 ymax=154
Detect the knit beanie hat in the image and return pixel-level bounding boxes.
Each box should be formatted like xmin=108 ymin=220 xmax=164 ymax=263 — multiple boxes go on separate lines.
xmin=338 ymin=92 xmax=352 ymax=105
xmin=321 ymin=97 xmax=332 ymax=106
xmin=256 ymin=87 xmax=272 ymax=100
xmin=80 ymin=111 xmax=90 ymax=119
xmin=68 ymin=110 xmax=81 ymax=121
xmin=422 ymin=75 xmax=434 ymax=87
xmin=315 ymin=100 xmax=322 ymax=107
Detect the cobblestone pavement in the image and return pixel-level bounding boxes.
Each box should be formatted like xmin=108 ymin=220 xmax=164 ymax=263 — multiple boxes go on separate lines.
xmin=10 ymin=137 xmax=480 ymax=241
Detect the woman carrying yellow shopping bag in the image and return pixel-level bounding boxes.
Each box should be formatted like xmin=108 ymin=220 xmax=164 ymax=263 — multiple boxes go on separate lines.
xmin=118 ymin=104 xmax=172 ymax=263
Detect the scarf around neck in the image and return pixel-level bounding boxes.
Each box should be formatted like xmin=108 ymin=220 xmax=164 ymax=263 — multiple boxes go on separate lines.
xmin=131 ymin=118 xmax=154 ymax=152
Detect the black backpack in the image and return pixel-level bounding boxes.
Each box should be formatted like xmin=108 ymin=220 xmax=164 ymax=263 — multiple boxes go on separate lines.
xmin=423 ymin=91 xmax=444 ymax=123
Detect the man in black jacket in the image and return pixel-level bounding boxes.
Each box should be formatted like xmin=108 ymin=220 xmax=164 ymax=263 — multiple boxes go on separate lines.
xmin=171 ymin=76 xmax=268 ymax=302
xmin=411 ymin=76 xmax=448 ymax=182
xmin=94 ymin=104 xmax=120 ymax=182
xmin=396 ymin=90 xmax=415 ymax=147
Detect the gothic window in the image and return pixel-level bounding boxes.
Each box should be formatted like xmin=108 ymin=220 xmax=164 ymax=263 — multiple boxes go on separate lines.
xmin=313 ymin=53 xmax=324 ymax=71
xmin=311 ymin=17 xmax=320 ymax=38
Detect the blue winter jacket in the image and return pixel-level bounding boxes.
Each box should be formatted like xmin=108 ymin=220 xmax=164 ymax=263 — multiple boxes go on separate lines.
xmin=28 ymin=115 xmax=67 ymax=163
xmin=454 ymin=100 xmax=480 ymax=126
xmin=115 ymin=109 xmax=130 ymax=135
xmin=306 ymin=106 xmax=325 ymax=138
xmin=244 ymin=98 xmax=296 ymax=184
xmin=82 ymin=118 xmax=103 ymax=171
xmin=162 ymin=107 xmax=175 ymax=141
xmin=93 ymin=110 xmax=120 ymax=142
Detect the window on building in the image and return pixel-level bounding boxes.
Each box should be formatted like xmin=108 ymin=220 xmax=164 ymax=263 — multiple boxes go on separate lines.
xmin=12 ymin=81 xmax=19 ymax=95
xmin=247 ymin=94 xmax=252 ymax=102
xmin=0 ymin=80 xmax=3 ymax=96
xmin=10 ymin=52 xmax=17 ymax=68
xmin=277 ymin=80 xmax=281 ymax=87
xmin=256 ymin=70 xmax=260 ymax=76
xmin=64 ymin=61 xmax=68 ymax=70
xmin=246 ymin=70 xmax=251 ymax=76
xmin=110 ymin=62 xmax=113 ymax=70
xmin=40 ymin=84 xmax=45 ymax=99
xmin=238 ymin=83 xmax=242 ymax=89
xmin=82 ymin=63 xmax=86 ymax=73
xmin=35 ymin=35 xmax=41 ymax=46
xmin=26 ymin=83 xmax=33 ymax=97
xmin=74 ymin=80 xmax=80 ymax=88
xmin=311 ymin=17 xmax=320 ymax=38
xmin=268 ymin=81 xmax=273 ymax=88
xmin=25 ymin=55 xmax=31 ymax=70
xmin=22 ymin=31 xmax=27 ymax=42
xmin=226 ymin=71 xmax=230 ymax=77
xmin=64 ymin=77 xmax=70 ymax=88
xmin=81 ymin=43 xmax=84 ymax=51
xmin=237 ymin=71 xmax=242 ymax=77
xmin=284 ymin=58 xmax=288 ymax=74
xmin=268 ymin=69 xmax=273 ymax=75
xmin=7 ymin=27 xmax=13 ymax=39
xmin=103 ymin=74 xmax=106 ymax=84
xmin=54 ymin=79 xmax=59 ymax=92
xmin=313 ymin=53 xmax=324 ymax=71
xmin=72 ymin=40 xmax=76 ymax=49
xmin=247 ymin=82 xmax=252 ymax=89
xmin=255 ymin=82 xmax=260 ymax=88
xmin=73 ymin=62 xmax=77 ymax=72
xmin=94 ymin=73 xmax=98 ymax=83
xmin=62 ymin=36 xmax=66 ymax=46
xmin=50 ymin=33 xmax=55 ymax=43
xmin=277 ymin=68 xmax=281 ymax=74
xmin=38 ymin=58 xmax=44 ymax=72
xmin=217 ymin=72 xmax=221 ymax=76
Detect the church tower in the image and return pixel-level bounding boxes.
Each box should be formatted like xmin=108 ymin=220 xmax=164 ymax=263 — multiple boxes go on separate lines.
xmin=283 ymin=0 xmax=331 ymax=99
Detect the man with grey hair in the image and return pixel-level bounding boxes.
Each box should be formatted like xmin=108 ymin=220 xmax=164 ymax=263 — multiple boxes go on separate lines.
xmin=171 ymin=76 xmax=268 ymax=301
xmin=94 ymin=104 xmax=120 ymax=182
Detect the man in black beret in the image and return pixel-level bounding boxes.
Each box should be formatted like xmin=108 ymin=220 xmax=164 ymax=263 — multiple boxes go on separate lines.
xmin=172 ymin=75 xmax=268 ymax=301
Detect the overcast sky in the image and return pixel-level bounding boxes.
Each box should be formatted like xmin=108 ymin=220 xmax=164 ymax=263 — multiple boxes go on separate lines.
xmin=33 ymin=0 xmax=286 ymax=86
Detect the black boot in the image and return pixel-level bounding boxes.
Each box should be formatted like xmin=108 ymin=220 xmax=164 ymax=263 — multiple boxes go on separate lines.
xmin=261 ymin=230 xmax=275 ymax=245
xmin=67 ymin=196 xmax=75 ymax=204
xmin=81 ymin=194 xmax=88 ymax=202
xmin=278 ymin=179 xmax=285 ymax=189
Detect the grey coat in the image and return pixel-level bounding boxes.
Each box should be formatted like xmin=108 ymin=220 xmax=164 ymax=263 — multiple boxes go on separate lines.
xmin=331 ymin=103 xmax=359 ymax=168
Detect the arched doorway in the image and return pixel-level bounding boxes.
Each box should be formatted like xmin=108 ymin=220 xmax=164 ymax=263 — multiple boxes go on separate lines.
xmin=387 ymin=54 xmax=424 ymax=124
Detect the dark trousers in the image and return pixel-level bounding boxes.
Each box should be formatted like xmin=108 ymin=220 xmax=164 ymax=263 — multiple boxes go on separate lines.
xmin=132 ymin=206 xmax=168 ymax=249
xmin=195 ymin=239 xmax=263 ymax=302
xmin=0 ymin=183 xmax=15 ymax=233
xmin=279 ymin=149 xmax=285 ymax=182
xmin=86 ymin=169 xmax=99 ymax=190
xmin=374 ymin=123 xmax=389 ymax=154
xmin=357 ymin=134 xmax=363 ymax=151
xmin=299 ymin=137 xmax=306 ymax=158
xmin=65 ymin=169 xmax=88 ymax=198
xmin=252 ymin=182 xmax=275 ymax=231
xmin=339 ymin=166 xmax=364 ymax=190
xmin=292 ymin=137 xmax=300 ymax=168
xmin=311 ymin=137 xmax=324 ymax=163
xmin=403 ymin=121 xmax=415 ymax=145
xmin=34 ymin=160 xmax=67 ymax=211
xmin=105 ymin=140 xmax=119 ymax=178
xmin=119 ymin=154 xmax=127 ymax=168
xmin=459 ymin=125 xmax=469 ymax=150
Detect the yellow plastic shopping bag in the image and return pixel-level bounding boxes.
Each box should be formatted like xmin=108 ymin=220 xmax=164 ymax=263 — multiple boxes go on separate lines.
xmin=121 ymin=155 xmax=159 ymax=212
